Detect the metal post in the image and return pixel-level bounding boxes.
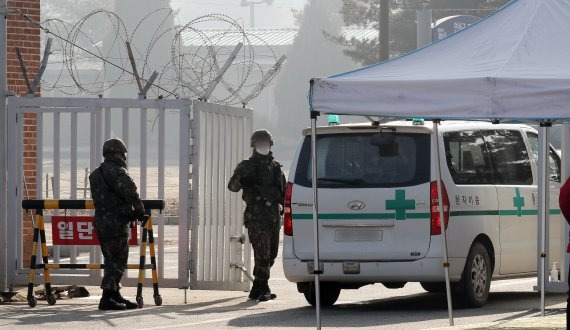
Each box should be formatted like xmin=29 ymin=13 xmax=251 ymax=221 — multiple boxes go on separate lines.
xmin=84 ymin=168 xmax=88 ymax=199
xmin=310 ymin=111 xmax=321 ymax=329
xmin=179 ymin=103 xmax=190 ymax=287
xmin=6 ymin=97 xmax=17 ymax=288
xmin=416 ymin=7 xmax=432 ymax=48
xmin=433 ymin=121 xmax=454 ymax=326
xmin=242 ymin=55 xmax=286 ymax=106
xmin=189 ymin=103 xmax=201 ymax=289
xmin=89 ymin=111 xmax=97 ymax=269
xmin=53 ymin=112 xmax=61 ymax=262
xmin=158 ymin=107 xmax=165 ymax=280
xmin=126 ymin=41 xmax=144 ymax=96
xmin=538 ymin=123 xmax=551 ymax=316
xmin=249 ymin=2 xmax=255 ymax=28
xmin=70 ymin=112 xmax=78 ymax=263
xmin=30 ymin=38 xmax=52 ymax=93
xmin=104 ymin=107 xmax=111 ymax=141
xmin=0 ymin=0 xmax=7 ymax=292
xmin=202 ymin=43 xmax=243 ymax=101
xmin=561 ymin=125 xmax=570 ymax=286
xmin=140 ymin=107 xmax=147 ymax=199
xmin=379 ymin=0 xmax=390 ymax=61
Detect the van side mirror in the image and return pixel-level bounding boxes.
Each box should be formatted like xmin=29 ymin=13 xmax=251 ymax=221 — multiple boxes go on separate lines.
xmin=372 ymin=133 xmax=399 ymax=157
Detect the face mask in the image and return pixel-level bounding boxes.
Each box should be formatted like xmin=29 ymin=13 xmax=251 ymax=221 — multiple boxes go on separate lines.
xmin=256 ymin=147 xmax=270 ymax=155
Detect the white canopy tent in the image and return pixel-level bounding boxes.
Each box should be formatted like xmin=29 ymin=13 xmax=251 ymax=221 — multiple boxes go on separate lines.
xmin=307 ymin=0 xmax=570 ymax=328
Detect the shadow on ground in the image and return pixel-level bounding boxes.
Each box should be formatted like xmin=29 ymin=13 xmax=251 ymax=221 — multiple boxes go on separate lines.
xmin=0 ymin=291 xmax=565 ymax=328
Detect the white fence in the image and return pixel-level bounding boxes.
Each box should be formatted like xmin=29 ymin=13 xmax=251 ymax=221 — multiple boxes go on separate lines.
xmin=5 ymin=96 xmax=252 ymax=291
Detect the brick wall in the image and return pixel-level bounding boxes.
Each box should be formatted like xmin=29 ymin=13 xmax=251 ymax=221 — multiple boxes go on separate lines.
xmin=7 ymin=0 xmax=41 ymax=264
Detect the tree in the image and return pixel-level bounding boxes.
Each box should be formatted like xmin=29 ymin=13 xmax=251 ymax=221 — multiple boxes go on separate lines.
xmin=336 ymin=0 xmax=511 ymax=66
xmin=272 ymin=0 xmax=356 ymax=152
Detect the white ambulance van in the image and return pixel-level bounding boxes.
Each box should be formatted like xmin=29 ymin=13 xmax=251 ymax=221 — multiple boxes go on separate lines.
xmin=282 ymin=120 xmax=562 ymax=307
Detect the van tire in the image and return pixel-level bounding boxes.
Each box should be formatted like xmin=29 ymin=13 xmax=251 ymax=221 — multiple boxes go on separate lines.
xmin=302 ymin=282 xmax=341 ymax=307
xmin=454 ymin=242 xmax=491 ymax=307
xmin=420 ymin=282 xmax=446 ymax=293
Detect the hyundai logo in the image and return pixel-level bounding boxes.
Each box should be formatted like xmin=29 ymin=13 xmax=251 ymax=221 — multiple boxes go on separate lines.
xmin=347 ymin=200 xmax=365 ymax=211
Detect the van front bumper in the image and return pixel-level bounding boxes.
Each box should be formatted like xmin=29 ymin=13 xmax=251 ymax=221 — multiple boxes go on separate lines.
xmin=282 ymin=257 xmax=466 ymax=283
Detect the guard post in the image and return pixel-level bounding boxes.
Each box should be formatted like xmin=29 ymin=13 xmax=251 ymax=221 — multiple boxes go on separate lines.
xmin=21 ymin=199 xmax=164 ymax=308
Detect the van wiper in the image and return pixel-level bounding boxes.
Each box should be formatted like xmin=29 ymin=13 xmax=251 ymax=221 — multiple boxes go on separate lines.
xmin=317 ymin=177 xmax=364 ymax=185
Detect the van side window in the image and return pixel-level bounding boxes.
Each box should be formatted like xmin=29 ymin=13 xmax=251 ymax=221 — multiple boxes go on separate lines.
xmin=525 ymin=132 xmax=561 ymax=182
xmin=483 ymin=130 xmax=532 ymax=185
xmin=443 ymin=131 xmax=494 ymax=185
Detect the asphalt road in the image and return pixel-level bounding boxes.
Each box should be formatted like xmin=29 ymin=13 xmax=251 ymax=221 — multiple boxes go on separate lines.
xmin=0 ymin=225 xmax=566 ymax=329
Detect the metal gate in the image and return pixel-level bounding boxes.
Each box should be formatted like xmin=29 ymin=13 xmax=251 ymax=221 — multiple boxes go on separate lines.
xmin=6 ymin=96 xmax=252 ymax=291
xmin=190 ymin=101 xmax=252 ymax=291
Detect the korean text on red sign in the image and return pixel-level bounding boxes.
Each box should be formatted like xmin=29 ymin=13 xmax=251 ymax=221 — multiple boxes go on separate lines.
xmin=51 ymin=216 xmax=138 ymax=246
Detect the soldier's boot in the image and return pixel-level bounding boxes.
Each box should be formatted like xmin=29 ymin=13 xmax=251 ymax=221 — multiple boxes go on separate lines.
xmin=248 ymin=280 xmax=261 ymax=299
xmin=113 ymin=289 xmax=138 ymax=309
xmin=99 ymin=290 xmax=126 ymax=311
xmin=257 ymin=281 xmax=276 ymax=302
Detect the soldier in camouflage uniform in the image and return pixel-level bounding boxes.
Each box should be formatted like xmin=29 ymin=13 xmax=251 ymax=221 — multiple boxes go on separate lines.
xmin=228 ymin=129 xmax=286 ymax=302
xmin=89 ymin=138 xmax=147 ymax=310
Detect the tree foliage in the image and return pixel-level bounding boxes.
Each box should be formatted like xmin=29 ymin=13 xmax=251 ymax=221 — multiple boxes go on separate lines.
xmin=272 ymin=0 xmax=356 ymax=147
xmin=336 ymin=0 xmax=511 ymax=65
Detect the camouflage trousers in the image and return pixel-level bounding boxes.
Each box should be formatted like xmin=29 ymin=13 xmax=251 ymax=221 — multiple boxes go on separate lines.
xmin=247 ymin=221 xmax=280 ymax=281
xmin=98 ymin=234 xmax=129 ymax=291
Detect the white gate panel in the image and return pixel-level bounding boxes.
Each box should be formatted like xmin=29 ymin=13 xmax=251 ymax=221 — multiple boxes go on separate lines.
xmin=190 ymin=101 xmax=252 ymax=291
xmin=6 ymin=96 xmax=252 ymax=292
xmin=6 ymin=96 xmax=192 ymax=289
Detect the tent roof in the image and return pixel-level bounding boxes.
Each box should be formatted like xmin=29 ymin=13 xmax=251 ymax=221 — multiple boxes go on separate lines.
xmin=309 ymin=0 xmax=570 ymax=121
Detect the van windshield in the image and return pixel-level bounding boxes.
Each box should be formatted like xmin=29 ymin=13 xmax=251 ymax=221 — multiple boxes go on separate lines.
xmin=294 ymin=133 xmax=431 ymax=188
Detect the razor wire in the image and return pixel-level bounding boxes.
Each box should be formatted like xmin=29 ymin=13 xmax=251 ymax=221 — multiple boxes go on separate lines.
xmin=17 ymin=8 xmax=282 ymax=106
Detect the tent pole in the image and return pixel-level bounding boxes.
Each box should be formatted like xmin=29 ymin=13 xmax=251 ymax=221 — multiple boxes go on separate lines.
xmin=310 ymin=111 xmax=322 ymax=329
xmin=561 ymin=125 xmax=570 ymax=289
xmin=538 ymin=123 xmax=551 ymax=316
xmin=433 ymin=120 xmax=454 ymax=326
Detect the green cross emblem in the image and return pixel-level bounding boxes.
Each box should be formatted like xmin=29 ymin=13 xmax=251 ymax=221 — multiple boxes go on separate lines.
xmin=386 ymin=189 xmax=415 ymax=220
xmin=513 ymin=188 xmax=525 ymax=217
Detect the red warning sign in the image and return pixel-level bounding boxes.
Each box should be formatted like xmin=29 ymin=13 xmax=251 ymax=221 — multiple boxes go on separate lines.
xmin=51 ymin=216 xmax=138 ymax=246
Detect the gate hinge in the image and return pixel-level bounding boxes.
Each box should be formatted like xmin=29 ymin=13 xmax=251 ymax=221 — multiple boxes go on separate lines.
xmin=230 ymin=235 xmax=246 ymax=244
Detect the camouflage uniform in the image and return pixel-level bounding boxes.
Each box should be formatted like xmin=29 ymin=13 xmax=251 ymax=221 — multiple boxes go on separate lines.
xmin=89 ymin=139 xmax=145 ymax=293
xmin=228 ymin=141 xmax=286 ymax=298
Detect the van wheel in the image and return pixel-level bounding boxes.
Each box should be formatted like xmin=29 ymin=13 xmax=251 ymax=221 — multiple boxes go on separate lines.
xmin=302 ymin=282 xmax=341 ymax=307
xmin=420 ymin=282 xmax=446 ymax=293
xmin=455 ymin=242 xmax=491 ymax=307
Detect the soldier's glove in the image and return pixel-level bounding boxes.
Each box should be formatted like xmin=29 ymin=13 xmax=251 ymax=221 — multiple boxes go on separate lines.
xmin=239 ymin=176 xmax=255 ymax=187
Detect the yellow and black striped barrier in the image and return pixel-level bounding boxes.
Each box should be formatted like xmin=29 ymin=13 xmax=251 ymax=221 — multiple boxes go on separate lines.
xmin=22 ymin=199 xmax=164 ymax=309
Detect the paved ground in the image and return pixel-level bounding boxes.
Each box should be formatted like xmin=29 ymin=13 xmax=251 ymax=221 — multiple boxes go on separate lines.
xmin=1 ymin=225 xmax=567 ymax=329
